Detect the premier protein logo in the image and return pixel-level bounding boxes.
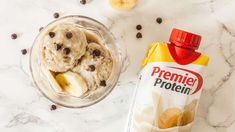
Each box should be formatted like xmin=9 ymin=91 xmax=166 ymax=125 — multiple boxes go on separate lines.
xmin=151 ymin=66 xmax=203 ymax=95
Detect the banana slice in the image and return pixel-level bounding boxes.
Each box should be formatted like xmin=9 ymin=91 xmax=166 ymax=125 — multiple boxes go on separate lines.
xmin=109 ymin=0 xmax=138 ymax=11
xmin=41 ymin=65 xmax=63 ymax=93
xmin=180 ymin=100 xmax=198 ymax=126
xmin=55 ymin=71 xmax=88 ymax=97
xmin=158 ymin=108 xmax=182 ymax=129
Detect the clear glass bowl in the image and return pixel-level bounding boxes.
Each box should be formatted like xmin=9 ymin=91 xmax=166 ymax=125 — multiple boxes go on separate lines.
xmin=30 ymin=16 xmax=123 ymax=108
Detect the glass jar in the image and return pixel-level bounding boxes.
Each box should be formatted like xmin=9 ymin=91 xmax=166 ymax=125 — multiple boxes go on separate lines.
xmin=30 ymin=15 xmax=123 ymax=108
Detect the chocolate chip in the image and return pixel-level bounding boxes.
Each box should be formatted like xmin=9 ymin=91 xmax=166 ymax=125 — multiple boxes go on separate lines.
xmin=21 ymin=49 xmax=27 ymax=55
xmin=136 ymin=32 xmax=142 ymax=39
xmin=100 ymin=80 xmax=106 ymax=87
xmin=63 ymin=56 xmax=71 ymax=63
xmin=50 ymin=104 xmax=57 ymax=111
xmin=49 ymin=32 xmax=55 ymax=38
xmin=63 ymin=47 xmax=71 ymax=55
xmin=80 ymin=0 xmax=86 ymax=5
xmin=88 ymin=65 xmax=95 ymax=72
xmin=39 ymin=27 xmax=43 ymax=32
xmin=63 ymin=56 xmax=69 ymax=59
xmin=92 ymin=49 xmax=101 ymax=57
xmin=53 ymin=12 xmax=59 ymax=19
xmin=156 ymin=17 xmax=162 ymax=24
xmin=76 ymin=59 xmax=82 ymax=65
xmin=136 ymin=25 xmax=142 ymax=30
xmin=66 ymin=32 xmax=73 ymax=39
xmin=11 ymin=33 xmax=17 ymax=39
xmin=56 ymin=44 xmax=62 ymax=50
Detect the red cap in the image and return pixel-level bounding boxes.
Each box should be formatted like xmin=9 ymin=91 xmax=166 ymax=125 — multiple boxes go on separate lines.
xmin=170 ymin=28 xmax=201 ymax=50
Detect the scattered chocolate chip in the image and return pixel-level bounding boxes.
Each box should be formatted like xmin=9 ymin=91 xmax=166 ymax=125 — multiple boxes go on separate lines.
xmin=11 ymin=33 xmax=17 ymax=39
xmin=92 ymin=49 xmax=101 ymax=57
xmin=80 ymin=0 xmax=86 ymax=5
xmin=136 ymin=25 xmax=142 ymax=30
xmin=156 ymin=17 xmax=163 ymax=24
xmin=66 ymin=32 xmax=73 ymax=39
xmin=100 ymin=80 xmax=106 ymax=87
xmin=53 ymin=12 xmax=59 ymax=19
xmin=39 ymin=27 xmax=43 ymax=32
xmin=49 ymin=32 xmax=55 ymax=38
xmin=136 ymin=32 xmax=142 ymax=39
xmin=56 ymin=44 xmax=62 ymax=50
xmin=88 ymin=65 xmax=95 ymax=72
xmin=63 ymin=47 xmax=71 ymax=55
xmin=21 ymin=49 xmax=27 ymax=55
xmin=50 ymin=104 xmax=57 ymax=111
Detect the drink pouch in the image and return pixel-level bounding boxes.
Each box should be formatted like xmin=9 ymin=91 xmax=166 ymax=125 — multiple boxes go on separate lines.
xmin=127 ymin=28 xmax=209 ymax=132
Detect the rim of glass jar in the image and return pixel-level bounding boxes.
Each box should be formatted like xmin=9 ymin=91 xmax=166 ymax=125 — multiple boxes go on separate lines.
xmin=29 ymin=15 xmax=123 ymax=108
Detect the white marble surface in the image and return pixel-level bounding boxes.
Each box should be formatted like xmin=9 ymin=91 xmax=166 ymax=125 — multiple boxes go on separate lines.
xmin=0 ymin=0 xmax=235 ymax=132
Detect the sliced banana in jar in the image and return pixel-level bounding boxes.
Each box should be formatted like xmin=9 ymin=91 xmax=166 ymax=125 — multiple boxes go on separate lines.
xmin=109 ymin=0 xmax=138 ymax=11
xmin=55 ymin=71 xmax=88 ymax=97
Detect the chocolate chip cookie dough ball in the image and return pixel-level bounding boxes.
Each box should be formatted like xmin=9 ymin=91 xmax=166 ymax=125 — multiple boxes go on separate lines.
xmin=41 ymin=23 xmax=87 ymax=72
xmin=72 ymin=42 xmax=113 ymax=90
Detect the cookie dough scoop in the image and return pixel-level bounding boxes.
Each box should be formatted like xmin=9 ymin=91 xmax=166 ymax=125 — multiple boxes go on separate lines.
xmin=41 ymin=23 xmax=87 ymax=72
xmin=72 ymin=42 xmax=113 ymax=90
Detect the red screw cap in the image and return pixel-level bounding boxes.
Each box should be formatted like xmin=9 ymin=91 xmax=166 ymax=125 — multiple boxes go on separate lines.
xmin=170 ymin=28 xmax=201 ymax=50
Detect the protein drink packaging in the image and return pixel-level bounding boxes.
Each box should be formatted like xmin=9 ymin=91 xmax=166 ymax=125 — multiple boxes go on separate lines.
xmin=127 ymin=28 xmax=209 ymax=132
